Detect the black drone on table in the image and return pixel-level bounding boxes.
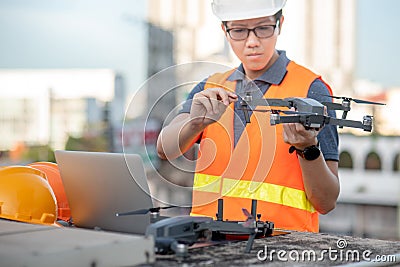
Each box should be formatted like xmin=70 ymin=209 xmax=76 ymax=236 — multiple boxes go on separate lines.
xmin=117 ymin=199 xmax=275 ymax=257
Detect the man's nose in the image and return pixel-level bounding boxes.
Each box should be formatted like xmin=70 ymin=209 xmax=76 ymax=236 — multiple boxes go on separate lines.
xmin=246 ymin=30 xmax=260 ymax=47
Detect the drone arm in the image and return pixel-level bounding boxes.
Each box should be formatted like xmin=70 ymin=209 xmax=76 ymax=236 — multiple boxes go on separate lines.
xmin=241 ymin=97 xmax=289 ymax=123
xmin=247 ymin=98 xmax=289 ymax=108
xmin=270 ymin=114 xmax=301 ymax=125
xmin=321 ymin=102 xmax=345 ymax=111
xmin=208 ymin=221 xmax=253 ymax=233
xmin=270 ymin=114 xmax=328 ymax=130
xmin=328 ymin=117 xmax=372 ymax=132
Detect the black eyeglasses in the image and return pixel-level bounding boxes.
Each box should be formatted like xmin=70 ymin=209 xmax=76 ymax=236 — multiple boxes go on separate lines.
xmin=226 ymin=21 xmax=280 ymax=41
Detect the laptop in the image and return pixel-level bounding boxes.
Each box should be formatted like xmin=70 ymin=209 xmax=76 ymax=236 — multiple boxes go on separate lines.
xmin=54 ymin=150 xmax=154 ymax=235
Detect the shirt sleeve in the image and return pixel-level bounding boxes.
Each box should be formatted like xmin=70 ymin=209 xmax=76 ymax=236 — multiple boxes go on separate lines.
xmin=178 ymin=78 xmax=207 ymax=114
xmin=307 ymin=79 xmax=340 ymax=161
xmin=177 ymin=78 xmax=208 ymax=143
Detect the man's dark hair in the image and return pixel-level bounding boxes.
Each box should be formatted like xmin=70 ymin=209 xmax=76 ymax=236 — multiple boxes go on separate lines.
xmin=274 ymin=10 xmax=283 ymax=20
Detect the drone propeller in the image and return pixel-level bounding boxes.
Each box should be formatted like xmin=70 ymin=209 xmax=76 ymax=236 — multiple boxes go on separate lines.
xmin=116 ymin=206 xmax=177 ymax=216
xmin=241 ymin=208 xmax=256 ymax=228
xmin=317 ymin=94 xmax=385 ymax=105
xmin=242 ymin=208 xmax=254 ymax=219
xmin=314 ymin=93 xmax=384 ymax=124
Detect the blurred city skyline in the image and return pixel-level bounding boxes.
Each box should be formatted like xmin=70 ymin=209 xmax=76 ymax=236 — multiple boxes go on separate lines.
xmin=0 ymin=0 xmax=148 ymax=97
xmin=356 ymin=0 xmax=399 ymax=87
xmin=0 ymin=0 xmax=399 ymax=90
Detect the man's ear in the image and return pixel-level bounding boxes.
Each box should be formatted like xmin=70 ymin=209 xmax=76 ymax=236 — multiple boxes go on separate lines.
xmin=221 ymin=22 xmax=227 ymax=36
xmin=278 ymin=16 xmax=284 ymax=34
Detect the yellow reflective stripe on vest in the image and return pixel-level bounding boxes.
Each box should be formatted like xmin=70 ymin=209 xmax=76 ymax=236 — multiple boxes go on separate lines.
xmin=222 ymin=178 xmax=315 ymax=212
xmin=193 ymin=173 xmax=222 ymax=193
xmin=193 ymin=174 xmax=315 ymax=213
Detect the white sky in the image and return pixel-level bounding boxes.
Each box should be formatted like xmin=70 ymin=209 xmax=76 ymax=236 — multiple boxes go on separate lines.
xmin=0 ymin=69 xmax=115 ymax=101
xmin=0 ymin=0 xmax=399 ymax=88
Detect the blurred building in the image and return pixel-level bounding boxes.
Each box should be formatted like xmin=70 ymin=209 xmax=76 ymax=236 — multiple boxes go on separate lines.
xmin=0 ymin=69 xmax=124 ymax=152
xmin=320 ymin=134 xmax=400 ymax=239
xmin=147 ymin=0 xmax=226 ymax=64
xmin=279 ymin=0 xmax=356 ymax=96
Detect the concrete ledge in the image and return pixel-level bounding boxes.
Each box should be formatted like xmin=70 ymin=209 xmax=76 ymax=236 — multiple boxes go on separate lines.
xmin=0 ymin=220 xmax=154 ymax=267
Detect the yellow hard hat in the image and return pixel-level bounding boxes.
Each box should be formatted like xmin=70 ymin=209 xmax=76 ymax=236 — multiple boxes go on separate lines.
xmin=211 ymin=0 xmax=286 ymax=21
xmin=0 ymin=166 xmax=58 ymax=226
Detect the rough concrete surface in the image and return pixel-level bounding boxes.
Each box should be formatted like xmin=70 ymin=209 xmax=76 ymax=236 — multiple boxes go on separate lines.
xmin=139 ymin=230 xmax=400 ymax=266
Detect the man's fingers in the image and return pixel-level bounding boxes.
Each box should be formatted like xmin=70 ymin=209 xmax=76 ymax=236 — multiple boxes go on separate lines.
xmin=227 ymin=91 xmax=238 ymax=103
xmin=206 ymin=88 xmax=237 ymax=105
xmin=294 ymin=122 xmax=306 ymax=132
xmin=204 ymin=97 xmax=215 ymax=114
xmin=201 ymin=88 xmax=237 ymax=113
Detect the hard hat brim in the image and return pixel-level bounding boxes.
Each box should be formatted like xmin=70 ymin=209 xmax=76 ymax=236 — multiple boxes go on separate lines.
xmin=212 ymin=5 xmax=283 ymax=21
xmin=211 ymin=0 xmax=286 ymax=21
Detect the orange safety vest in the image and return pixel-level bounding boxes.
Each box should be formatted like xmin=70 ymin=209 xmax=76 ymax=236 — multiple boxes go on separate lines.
xmin=190 ymin=61 xmax=332 ymax=232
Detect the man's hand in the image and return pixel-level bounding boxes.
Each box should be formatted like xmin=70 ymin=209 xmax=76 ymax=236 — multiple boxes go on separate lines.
xmin=190 ymin=88 xmax=237 ymax=128
xmin=282 ymin=123 xmax=318 ymax=150
xmin=282 ymin=106 xmax=327 ymax=150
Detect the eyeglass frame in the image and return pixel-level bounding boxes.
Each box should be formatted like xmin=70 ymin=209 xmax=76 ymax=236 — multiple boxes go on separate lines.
xmin=224 ymin=19 xmax=280 ymax=41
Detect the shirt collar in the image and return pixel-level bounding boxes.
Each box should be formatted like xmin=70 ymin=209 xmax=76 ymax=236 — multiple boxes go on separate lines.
xmin=227 ymin=50 xmax=290 ymax=85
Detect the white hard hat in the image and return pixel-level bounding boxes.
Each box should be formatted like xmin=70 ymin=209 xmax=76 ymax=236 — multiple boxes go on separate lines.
xmin=211 ymin=0 xmax=286 ymax=21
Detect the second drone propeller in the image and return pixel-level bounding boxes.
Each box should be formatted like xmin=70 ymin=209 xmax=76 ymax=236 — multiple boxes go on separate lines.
xmin=116 ymin=206 xmax=177 ymax=216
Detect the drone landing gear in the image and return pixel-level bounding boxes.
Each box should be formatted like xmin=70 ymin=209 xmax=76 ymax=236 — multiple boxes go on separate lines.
xmin=245 ymin=232 xmax=257 ymax=253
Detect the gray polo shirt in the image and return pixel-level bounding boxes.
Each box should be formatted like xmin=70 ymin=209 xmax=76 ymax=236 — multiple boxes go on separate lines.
xmin=179 ymin=50 xmax=339 ymax=161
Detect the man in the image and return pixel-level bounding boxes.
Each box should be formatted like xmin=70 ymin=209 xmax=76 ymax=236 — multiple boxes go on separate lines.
xmin=157 ymin=0 xmax=339 ymax=232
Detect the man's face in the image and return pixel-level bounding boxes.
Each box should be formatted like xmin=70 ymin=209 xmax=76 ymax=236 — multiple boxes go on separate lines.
xmin=224 ymin=15 xmax=281 ymax=79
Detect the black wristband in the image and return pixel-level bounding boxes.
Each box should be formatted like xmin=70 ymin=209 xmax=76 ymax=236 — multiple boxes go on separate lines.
xmin=289 ymin=145 xmax=320 ymax=161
